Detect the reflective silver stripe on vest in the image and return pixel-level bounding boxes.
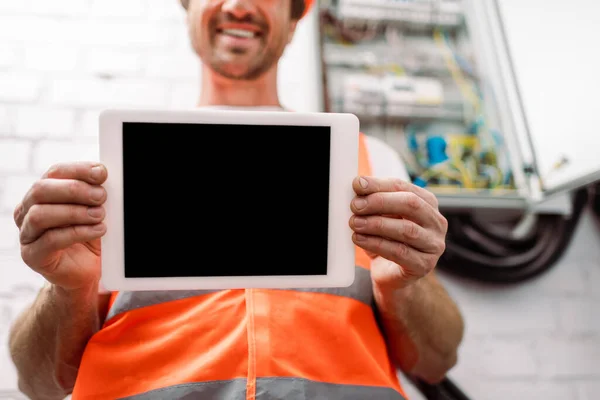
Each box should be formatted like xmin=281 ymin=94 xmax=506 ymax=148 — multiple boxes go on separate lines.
xmin=106 ymin=289 xmax=220 ymax=321
xmin=106 ymin=266 xmax=373 ymax=321
xmin=257 ymin=378 xmax=406 ymax=400
xmin=275 ymin=266 xmax=373 ymax=306
xmin=117 ymin=378 xmax=406 ymax=400
xmin=117 ymin=379 xmax=246 ymax=400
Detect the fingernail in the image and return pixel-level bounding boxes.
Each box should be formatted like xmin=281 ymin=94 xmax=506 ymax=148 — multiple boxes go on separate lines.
xmin=354 ymin=217 xmax=367 ymax=228
xmin=353 ymin=198 xmax=367 ymax=210
xmin=354 ymin=234 xmax=367 ymax=242
xmin=93 ymin=223 xmax=105 ymax=232
xmin=91 ymin=166 xmax=103 ymax=181
xmin=88 ymin=207 xmax=103 ymax=218
xmin=91 ymin=187 xmax=104 ymax=202
xmin=359 ymin=177 xmax=368 ymax=189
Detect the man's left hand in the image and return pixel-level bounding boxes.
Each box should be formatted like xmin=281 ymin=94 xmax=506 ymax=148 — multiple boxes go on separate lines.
xmin=349 ymin=176 xmax=448 ymax=291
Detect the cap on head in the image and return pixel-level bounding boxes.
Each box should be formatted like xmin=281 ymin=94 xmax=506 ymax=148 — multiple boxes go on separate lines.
xmin=179 ymin=0 xmax=314 ymax=20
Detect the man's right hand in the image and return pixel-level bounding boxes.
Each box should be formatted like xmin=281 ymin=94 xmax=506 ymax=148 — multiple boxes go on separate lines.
xmin=13 ymin=162 xmax=108 ymax=292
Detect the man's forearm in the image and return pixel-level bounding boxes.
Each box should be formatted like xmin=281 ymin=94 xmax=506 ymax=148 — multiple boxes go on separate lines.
xmin=8 ymin=283 xmax=105 ymax=400
xmin=374 ymin=272 xmax=464 ymax=384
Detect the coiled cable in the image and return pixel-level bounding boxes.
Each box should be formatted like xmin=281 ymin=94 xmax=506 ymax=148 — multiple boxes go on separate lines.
xmin=437 ymin=187 xmax=590 ymax=283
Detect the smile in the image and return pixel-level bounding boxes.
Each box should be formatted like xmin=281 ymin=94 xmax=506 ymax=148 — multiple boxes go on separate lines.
xmin=220 ymin=28 xmax=257 ymax=39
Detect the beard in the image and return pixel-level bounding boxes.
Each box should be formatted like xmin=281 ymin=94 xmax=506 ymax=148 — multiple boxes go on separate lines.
xmin=207 ymin=42 xmax=281 ymax=81
xmin=199 ymin=12 xmax=287 ymax=81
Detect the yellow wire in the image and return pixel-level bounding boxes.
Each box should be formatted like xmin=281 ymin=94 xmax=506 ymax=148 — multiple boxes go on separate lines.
xmin=433 ymin=29 xmax=481 ymax=114
xmin=432 ymin=28 xmax=508 ymax=189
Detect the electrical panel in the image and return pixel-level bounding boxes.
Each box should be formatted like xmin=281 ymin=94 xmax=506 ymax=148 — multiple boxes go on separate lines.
xmin=316 ymin=0 xmax=600 ymax=212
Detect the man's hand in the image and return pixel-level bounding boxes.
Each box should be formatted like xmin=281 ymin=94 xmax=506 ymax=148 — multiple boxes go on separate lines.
xmin=13 ymin=162 xmax=108 ymax=292
xmin=348 ymin=176 xmax=448 ymax=291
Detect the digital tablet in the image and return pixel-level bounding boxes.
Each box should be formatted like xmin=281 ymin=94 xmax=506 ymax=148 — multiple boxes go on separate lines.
xmin=98 ymin=108 xmax=360 ymax=291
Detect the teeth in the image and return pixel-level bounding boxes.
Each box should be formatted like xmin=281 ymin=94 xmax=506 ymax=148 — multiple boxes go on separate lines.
xmin=222 ymin=29 xmax=255 ymax=38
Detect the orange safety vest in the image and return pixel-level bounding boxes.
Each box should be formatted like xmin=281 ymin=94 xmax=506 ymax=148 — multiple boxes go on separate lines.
xmin=71 ymin=133 xmax=408 ymax=400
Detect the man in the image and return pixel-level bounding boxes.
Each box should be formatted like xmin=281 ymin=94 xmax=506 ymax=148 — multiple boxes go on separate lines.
xmin=8 ymin=0 xmax=464 ymax=399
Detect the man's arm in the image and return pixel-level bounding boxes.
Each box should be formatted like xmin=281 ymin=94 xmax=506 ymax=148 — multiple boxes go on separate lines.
xmin=9 ymin=161 xmax=111 ymax=399
xmin=8 ymin=284 xmax=110 ymax=400
xmin=373 ymin=267 xmax=464 ymax=384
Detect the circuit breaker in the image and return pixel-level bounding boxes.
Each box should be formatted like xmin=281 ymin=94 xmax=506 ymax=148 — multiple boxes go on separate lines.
xmin=316 ymin=0 xmax=600 ymax=213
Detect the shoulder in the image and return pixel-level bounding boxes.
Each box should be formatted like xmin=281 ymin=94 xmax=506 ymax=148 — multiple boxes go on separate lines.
xmin=361 ymin=134 xmax=410 ymax=181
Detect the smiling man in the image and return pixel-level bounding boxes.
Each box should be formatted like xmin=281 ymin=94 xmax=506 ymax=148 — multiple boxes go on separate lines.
xmin=8 ymin=1 xmax=464 ymax=399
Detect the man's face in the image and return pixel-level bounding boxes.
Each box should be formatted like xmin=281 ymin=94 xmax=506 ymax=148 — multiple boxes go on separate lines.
xmin=186 ymin=0 xmax=298 ymax=80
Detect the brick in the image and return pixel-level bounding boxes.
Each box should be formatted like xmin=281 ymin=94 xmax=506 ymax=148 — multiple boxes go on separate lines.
xmin=578 ymin=381 xmax=600 ymax=400
xmin=78 ymin=110 xmax=102 ymax=138
xmin=0 ymin=17 xmax=171 ymax=48
xmin=0 ymin=45 xmax=19 ymax=68
xmin=90 ymin=0 xmax=146 ymax=18
xmin=49 ymin=78 xmax=170 ymax=109
xmin=169 ymin=83 xmax=200 ymax=109
xmin=15 ymin=107 xmax=75 ymax=138
xmin=170 ymin=22 xmax=195 ymax=51
xmin=558 ymin=298 xmax=600 ymax=335
xmin=0 ymin=341 xmax=19 ymax=392
xmin=146 ymin=51 xmax=199 ymax=79
xmin=455 ymin=338 xmax=538 ymax=378
xmin=147 ymin=0 xmax=187 ymax=21
xmin=73 ymin=21 xmax=172 ymax=48
xmin=0 ymin=74 xmax=41 ymax=103
xmin=559 ymin=212 xmax=600 ymax=263
xmin=0 ymin=0 xmax=32 ymax=13
xmin=580 ymin=260 xmax=600 ymax=300
xmin=438 ymin=274 xmax=559 ymax=337
xmin=536 ymin=337 xmax=600 ymax=378
xmin=524 ymin=259 xmax=588 ymax=296
xmin=28 ymin=0 xmax=90 ymax=16
xmin=0 ymin=17 xmax=65 ymax=43
xmin=23 ymin=45 xmax=79 ymax=72
xmin=0 ymin=216 xmax=19 ymax=251
xmin=85 ymin=49 xmax=143 ymax=77
xmin=0 ymin=107 xmax=12 ymax=135
xmin=32 ymin=140 xmax=99 ymax=175
xmin=0 ymin=140 xmax=31 ymax=173
xmin=0 ymin=250 xmax=46 ymax=293
xmin=443 ymin=378 xmax=577 ymax=400
xmin=0 ymin=175 xmax=37 ymax=213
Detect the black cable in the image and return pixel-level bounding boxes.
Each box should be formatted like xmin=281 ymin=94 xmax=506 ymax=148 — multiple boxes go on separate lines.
xmin=404 ymin=374 xmax=472 ymax=400
xmin=437 ymin=187 xmax=590 ymax=283
xmin=446 ymin=214 xmax=541 ymax=257
xmin=468 ymin=214 xmax=541 ymax=246
xmin=591 ymin=182 xmax=600 ymax=218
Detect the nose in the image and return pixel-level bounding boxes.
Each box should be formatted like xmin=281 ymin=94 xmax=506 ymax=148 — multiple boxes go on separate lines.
xmin=221 ymin=0 xmax=256 ymax=19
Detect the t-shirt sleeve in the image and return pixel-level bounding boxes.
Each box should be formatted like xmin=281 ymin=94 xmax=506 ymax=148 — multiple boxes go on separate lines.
xmin=363 ymin=134 xmax=411 ymax=181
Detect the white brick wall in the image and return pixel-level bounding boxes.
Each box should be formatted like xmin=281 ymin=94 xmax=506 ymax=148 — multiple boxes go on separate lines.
xmin=441 ymin=212 xmax=600 ymax=399
xmin=2 ymin=1 xmax=600 ymax=400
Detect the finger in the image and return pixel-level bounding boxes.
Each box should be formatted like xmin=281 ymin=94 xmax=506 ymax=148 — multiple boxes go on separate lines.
xmin=351 ymin=191 xmax=440 ymax=228
xmin=14 ymin=201 xmax=25 ymax=229
xmin=20 ymin=224 xmax=106 ymax=272
xmin=17 ymin=179 xmax=106 ymax=228
xmin=353 ymin=176 xmax=438 ymax=209
xmin=20 ymin=204 xmax=105 ymax=245
xmin=43 ymin=162 xmax=108 ymax=185
xmin=352 ymin=232 xmax=437 ymax=278
xmin=350 ymin=215 xmax=445 ymax=254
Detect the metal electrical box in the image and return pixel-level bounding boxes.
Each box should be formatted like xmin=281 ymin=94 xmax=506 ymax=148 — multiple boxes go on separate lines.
xmin=316 ymin=0 xmax=600 ymax=214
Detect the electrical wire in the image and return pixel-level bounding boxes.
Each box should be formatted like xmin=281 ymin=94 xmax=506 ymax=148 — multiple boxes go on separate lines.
xmin=404 ymin=373 xmax=473 ymax=400
xmin=438 ymin=187 xmax=590 ymax=283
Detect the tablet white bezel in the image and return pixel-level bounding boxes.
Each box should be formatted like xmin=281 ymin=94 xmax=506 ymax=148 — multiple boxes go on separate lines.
xmin=98 ymin=108 xmax=359 ymax=291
